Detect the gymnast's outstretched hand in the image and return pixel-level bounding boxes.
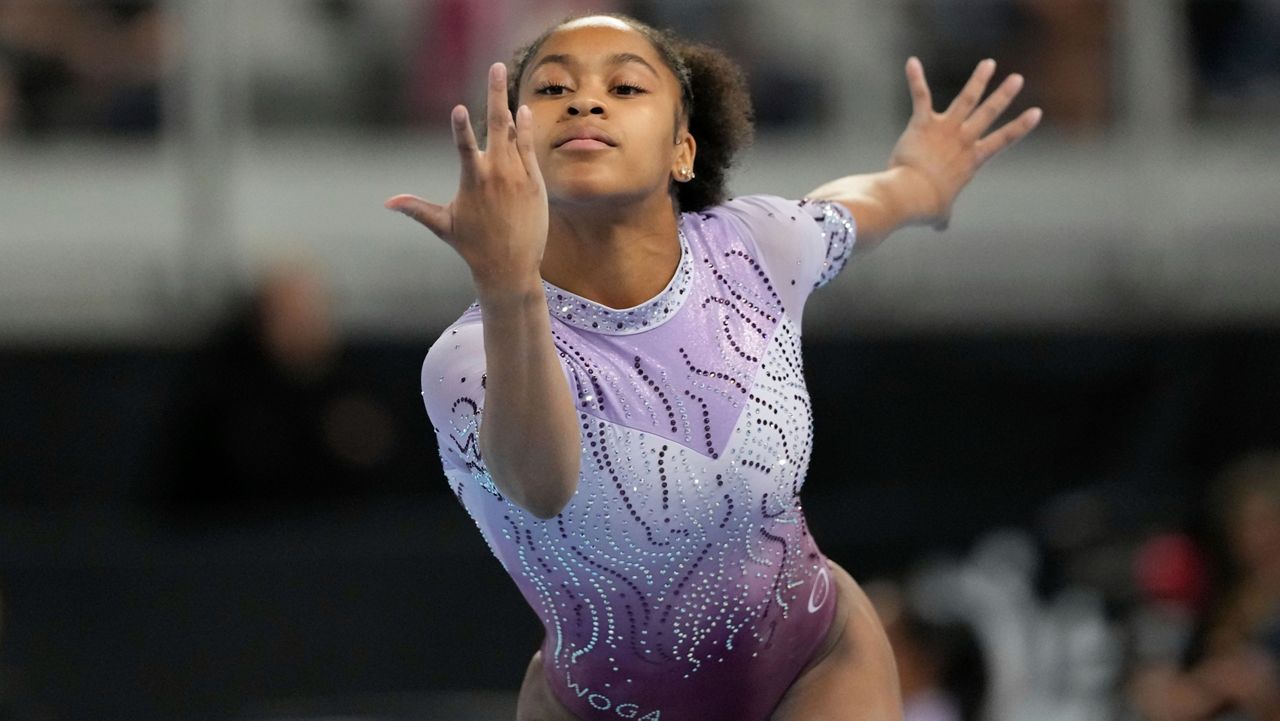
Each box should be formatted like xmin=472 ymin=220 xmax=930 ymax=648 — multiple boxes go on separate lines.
xmin=888 ymin=56 xmax=1042 ymax=232
xmin=384 ymin=62 xmax=549 ymax=294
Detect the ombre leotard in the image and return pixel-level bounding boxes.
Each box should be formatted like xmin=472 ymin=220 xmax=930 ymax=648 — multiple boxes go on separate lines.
xmin=421 ymin=194 xmax=857 ymax=721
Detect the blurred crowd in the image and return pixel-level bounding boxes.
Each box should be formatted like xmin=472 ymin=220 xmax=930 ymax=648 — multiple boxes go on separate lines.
xmin=1128 ymin=453 xmax=1280 ymax=721
xmin=856 ymin=451 xmax=1280 ymax=721
xmin=1 ymin=0 xmax=1278 ymax=139
xmin=0 ymin=0 xmax=168 ymax=136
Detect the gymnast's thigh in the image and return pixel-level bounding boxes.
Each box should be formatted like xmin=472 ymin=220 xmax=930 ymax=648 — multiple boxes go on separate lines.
xmin=516 ymin=648 xmax=583 ymax=721
xmin=769 ymin=560 xmax=904 ymax=721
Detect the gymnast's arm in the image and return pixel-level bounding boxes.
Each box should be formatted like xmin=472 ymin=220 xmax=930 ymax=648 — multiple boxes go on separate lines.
xmin=388 ymin=63 xmax=579 ymax=520
xmin=470 ymin=281 xmax=580 ymax=520
xmin=807 ymin=56 xmax=1042 ymax=254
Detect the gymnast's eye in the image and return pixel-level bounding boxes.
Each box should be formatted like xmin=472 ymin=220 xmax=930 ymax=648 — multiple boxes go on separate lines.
xmin=534 ymin=82 xmax=570 ymax=96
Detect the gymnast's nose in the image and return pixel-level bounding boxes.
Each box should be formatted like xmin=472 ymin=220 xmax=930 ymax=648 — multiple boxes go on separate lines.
xmin=566 ymin=99 xmax=606 ymax=116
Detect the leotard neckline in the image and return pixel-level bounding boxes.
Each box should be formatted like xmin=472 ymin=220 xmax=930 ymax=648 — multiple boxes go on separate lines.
xmin=540 ymin=220 xmax=694 ymax=335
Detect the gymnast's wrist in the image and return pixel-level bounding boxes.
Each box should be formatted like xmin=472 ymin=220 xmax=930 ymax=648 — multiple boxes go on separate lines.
xmin=473 ymin=274 xmax=546 ymax=313
xmin=882 ymin=165 xmax=944 ymax=229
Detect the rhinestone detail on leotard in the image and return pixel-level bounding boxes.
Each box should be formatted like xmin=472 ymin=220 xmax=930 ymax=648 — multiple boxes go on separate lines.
xmin=798 ymin=198 xmax=857 ymax=289
xmin=541 ymin=228 xmax=695 ymax=336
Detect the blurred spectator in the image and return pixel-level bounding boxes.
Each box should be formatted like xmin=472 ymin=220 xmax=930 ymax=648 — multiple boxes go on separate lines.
xmin=155 ymin=261 xmax=401 ymax=521
xmin=0 ymin=0 xmax=170 ymax=137
xmin=1187 ymin=0 xmax=1280 ymax=118
xmin=1016 ymin=0 xmax=1112 ymax=135
xmin=907 ymin=0 xmax=1112 ymax=138
xmin=1128 ymin=451 xmax=1280 ymax=721
xmin=1130 ymin=532 xmax=1212 ymax=668
xmin=869 ymin=580 xmax=989 ymax=721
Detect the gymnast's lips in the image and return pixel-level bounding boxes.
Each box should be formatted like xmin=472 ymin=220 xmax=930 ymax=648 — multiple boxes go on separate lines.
xmin=553 ymin=126 xmax=618 ymax=150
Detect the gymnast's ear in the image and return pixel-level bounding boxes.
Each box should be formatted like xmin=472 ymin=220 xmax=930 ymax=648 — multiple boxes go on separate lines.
xmin=672 ymin=128 xmax=696 ymax=182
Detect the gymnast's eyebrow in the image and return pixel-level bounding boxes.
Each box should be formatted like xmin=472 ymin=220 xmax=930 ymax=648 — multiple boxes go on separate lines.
xmin=529 ymin=52 xmax=661 ymax=79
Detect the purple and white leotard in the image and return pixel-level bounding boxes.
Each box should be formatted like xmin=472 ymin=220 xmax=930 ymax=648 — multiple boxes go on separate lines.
xmin=421 ymin=194 xmax=857 ymax=721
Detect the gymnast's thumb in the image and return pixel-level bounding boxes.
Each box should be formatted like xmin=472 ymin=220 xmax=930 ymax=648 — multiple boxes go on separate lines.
xmin=385 ymin=195 xmax=451 ymax=241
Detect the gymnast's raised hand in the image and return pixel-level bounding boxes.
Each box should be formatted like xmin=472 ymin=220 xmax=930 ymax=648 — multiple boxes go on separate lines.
xmin=384 ymin=62 xmax=549 ymax=294
xmin=810 ymin=56 xmax=1042 ymax=242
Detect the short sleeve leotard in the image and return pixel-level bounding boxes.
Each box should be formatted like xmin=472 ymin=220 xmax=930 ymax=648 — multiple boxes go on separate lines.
xmin=421 ymin=195 xmax=857 ymax=721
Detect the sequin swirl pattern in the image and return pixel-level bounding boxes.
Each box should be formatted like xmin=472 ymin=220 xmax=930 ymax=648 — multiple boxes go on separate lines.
xmin=422 ymin=195 xmax=857 ymax=721
xmin=798 ymin=197 xmax=857 ymax=290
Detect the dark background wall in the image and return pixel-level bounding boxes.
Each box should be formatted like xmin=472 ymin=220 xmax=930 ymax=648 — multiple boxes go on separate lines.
xmin=2 ymin=329 xmax=1277 ymax=720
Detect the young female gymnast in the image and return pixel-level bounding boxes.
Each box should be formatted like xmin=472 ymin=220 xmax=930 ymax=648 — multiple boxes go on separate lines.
xmin=389 ymin=13 xmax=1040 ymax=721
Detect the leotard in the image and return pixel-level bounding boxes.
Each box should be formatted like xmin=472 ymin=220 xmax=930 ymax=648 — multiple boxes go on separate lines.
xmin=421 ymin=194 xmax=857 ymax=721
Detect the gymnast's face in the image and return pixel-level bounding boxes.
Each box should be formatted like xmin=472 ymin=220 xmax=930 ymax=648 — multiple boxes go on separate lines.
xmin=517 ymin=18 xmax=695 ymax=208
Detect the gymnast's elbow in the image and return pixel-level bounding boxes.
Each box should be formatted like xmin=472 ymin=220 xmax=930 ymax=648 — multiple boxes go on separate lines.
xmin=527 ymin=490 xmax=576 ymax=520
xmin=519 ymin=474 xmax=580 ymax=520
xmin=490 ymin=454 xmax=580 ymax=520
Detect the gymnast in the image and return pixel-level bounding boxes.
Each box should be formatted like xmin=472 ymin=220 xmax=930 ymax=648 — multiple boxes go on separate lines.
xmin=389 ymin=12 xmax=1040 ymax=721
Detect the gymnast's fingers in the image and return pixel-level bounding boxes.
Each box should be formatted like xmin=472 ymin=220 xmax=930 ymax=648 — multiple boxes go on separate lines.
xmin=974 ymin=107 xmax=1043 ymax=165
xmin=962 ymin=72 xmax=1024 ymax=141
xmin=385 ymin=194 xmax=453 ymax=241
xmin=945 ymin=58 xmax=996 ymax=121
xmin=451 ymin=105 xmax=480 ymax=183
xmin=485 ymin=62 xmax=515 ymax=156
xmin=514 ymin=105 xmax=545 ymax=186
xmin=905 ymin=56 xmax=934 ymax=117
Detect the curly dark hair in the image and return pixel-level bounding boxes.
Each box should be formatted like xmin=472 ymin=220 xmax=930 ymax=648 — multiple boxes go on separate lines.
xmin=507 ymin=13 xmax=755 ymax=212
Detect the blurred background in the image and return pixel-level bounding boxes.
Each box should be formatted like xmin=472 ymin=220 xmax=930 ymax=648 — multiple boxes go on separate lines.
xmin=0 ymin=0 xmax=1278 ymax=719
